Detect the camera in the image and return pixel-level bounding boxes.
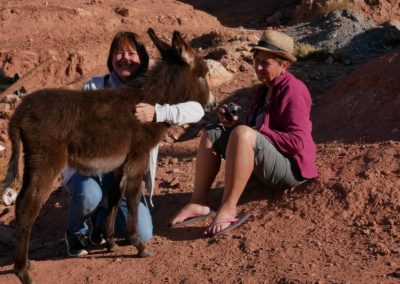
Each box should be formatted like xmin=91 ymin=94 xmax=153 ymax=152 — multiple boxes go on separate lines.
xmin=221 ymin=102 xmax=241 ymax=121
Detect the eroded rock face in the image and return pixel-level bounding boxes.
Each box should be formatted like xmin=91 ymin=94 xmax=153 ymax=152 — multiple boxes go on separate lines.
xmin=293 ymin=0 xmax=400 ymax=25
xmin=285 ymin=9 xmax=400 ymax=63
xmin=312 ymin=47 xmax=400 ymax=142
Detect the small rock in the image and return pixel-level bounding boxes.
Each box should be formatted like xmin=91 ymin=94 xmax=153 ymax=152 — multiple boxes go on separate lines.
xmin=0 ymin=133 xmax=7 ymax=143
xmin=75 ymin=8 xmax=91 ymax=16
xmin=388 ymin=268 xmax=400 ymax=278
xmin=238 ymin=64 xmax=246 ymax=72
xmin=246 ymin=34 xmax=259 ymax=44
xmin=114 ymin=7 xmax=129 ymax=17
xmin=1 ymin=94 xmax=20 ymax=104
xmin=0 ymin=103 xmax=11 ymax=119
xmin=2 ymin=187 xmax=17 ymax=206
xmin=171 ymin=168 xmax=180 ymax=174
xmin=176 ymin=16 xmax=183 ymax=25
xmin=205 ymin=59 xmax=233 ymax=87
xmin=238 ymin=35 xmax=246 ymax=42
xmin=171 ymin=133 xmax=180 ymax=141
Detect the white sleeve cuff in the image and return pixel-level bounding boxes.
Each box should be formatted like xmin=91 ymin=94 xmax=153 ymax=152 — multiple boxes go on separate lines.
xmin=154 ymin=101 xmax=204 ymax=125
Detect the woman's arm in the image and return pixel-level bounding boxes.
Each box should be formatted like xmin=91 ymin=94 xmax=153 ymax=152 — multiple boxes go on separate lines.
xmin=155 ymin=101 xmax=205 ymax=125
xmin=259 ymin=88 xmax=312 ymax=155
xmin=83 ymin=76 xmax=106 ymax=91
xmin=135 ymin=101 xmax=205 ymax=125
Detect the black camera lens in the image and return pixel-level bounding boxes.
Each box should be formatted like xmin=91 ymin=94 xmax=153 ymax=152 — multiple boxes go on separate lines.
xmin=223 ymin=103 xmax=241 ymax=121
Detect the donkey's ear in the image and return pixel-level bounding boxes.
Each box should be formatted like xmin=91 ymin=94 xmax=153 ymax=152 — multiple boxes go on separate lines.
xmin=172 ymin=31 xmax=195 ymax=65
xmin=148 ymin=28 xmax=171 ymax=57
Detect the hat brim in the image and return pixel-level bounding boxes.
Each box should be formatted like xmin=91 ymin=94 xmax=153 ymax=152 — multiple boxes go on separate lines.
xmin=250 ymin=45 xmax=297 ymax=63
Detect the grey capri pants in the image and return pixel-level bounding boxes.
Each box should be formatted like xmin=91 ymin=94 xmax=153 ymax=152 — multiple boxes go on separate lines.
xmin=205 ymin=124 xmax=306 ymax=190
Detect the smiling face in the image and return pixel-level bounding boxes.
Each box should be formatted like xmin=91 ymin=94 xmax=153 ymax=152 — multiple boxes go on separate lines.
xmin=111 ymin=43 xmax=141 ymax=81
xmin=253 ymin=50 xmax=289 ymax=86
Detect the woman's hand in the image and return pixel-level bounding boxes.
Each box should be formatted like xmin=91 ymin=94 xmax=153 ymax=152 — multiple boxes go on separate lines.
xmin=135 ymin=103 xmax=155 ymax=123
xmin=217 ymin=104 xmax=239 ymax=129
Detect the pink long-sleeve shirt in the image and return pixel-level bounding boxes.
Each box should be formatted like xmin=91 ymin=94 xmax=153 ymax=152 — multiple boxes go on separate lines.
xmin=247 ymin=71 xmax=318 ymax=179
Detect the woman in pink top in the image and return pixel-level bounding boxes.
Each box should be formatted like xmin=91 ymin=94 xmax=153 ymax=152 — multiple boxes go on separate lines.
xmin=170 ymin=30 xmax=318 ymax=236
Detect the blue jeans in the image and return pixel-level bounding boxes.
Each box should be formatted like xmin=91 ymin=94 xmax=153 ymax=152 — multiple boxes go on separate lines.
xmin=66 ymin=172 xmax=153 ymax=242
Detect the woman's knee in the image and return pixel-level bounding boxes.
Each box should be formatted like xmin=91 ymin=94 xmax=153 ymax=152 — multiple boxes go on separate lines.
xmin=230 ymin=125 xmax=256 ymax=145
xmin=67 ymin=174 xmax=103 ymax=212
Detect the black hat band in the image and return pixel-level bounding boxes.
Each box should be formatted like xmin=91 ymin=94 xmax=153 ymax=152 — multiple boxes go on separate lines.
xmin=256 ymin=40 xmax=287 ymax=53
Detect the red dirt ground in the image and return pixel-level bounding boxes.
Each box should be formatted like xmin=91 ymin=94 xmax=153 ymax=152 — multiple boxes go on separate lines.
xmin=0 ymin=1 xmax=399 ymax=283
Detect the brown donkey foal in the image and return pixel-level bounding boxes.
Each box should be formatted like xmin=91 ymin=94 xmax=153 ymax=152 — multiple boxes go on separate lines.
xmin=1 ymin=28 xmax=211 ymax=284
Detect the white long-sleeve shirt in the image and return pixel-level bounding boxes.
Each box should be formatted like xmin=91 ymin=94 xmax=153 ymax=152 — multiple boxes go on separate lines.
xmin=62 ymin=72 xmax=205 ymax=205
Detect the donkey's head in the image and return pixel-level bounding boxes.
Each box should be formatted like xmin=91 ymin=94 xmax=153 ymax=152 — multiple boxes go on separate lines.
xmin=146 ymin=28 xmax=214 ymax=109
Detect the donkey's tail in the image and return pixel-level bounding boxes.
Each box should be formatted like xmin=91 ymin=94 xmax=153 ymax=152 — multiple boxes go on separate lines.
xmin=1 ymin=121 xmax=21 ymax=192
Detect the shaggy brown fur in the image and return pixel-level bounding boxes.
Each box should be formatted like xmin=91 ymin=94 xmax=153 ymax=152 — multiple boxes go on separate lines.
xmin=1 ymin=29 xmax=211 ymax=284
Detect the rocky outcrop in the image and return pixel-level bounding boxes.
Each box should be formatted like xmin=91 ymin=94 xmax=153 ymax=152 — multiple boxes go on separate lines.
xmin=293 ymin=0 xmax=400 ymax=25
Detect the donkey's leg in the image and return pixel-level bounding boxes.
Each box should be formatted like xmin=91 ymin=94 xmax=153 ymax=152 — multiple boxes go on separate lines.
xmin=103 ymin=170 xmax=123 ymax=251
xmin=123 ymin=152 xmax=153 ymax=257
xmin=14 ymin=151 xmax=66 ymax=284
xmin=124 ymin=174 xmax=152 ymax=257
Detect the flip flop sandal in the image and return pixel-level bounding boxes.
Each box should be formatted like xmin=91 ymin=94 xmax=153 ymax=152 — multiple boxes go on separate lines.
xmin=169 ymin=210 xmax=216 ymax=228
xmin=205 ymin=211 xmax=252 ymax=237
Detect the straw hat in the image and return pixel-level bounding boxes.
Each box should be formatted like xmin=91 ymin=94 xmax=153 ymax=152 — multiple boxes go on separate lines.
xmin=251 ymin=30 xmax=297 ymax=63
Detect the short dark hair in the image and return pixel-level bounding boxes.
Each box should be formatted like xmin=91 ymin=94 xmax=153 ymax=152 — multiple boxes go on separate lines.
xmin=107 ymin=31 xmax=149 ymax=78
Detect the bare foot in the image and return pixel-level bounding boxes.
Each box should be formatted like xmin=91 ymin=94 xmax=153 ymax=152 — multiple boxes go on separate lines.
xmin=169 ymin=203 xmax=211 ymax=226
xmin=204 ymin=206 xmax=237 ymax=236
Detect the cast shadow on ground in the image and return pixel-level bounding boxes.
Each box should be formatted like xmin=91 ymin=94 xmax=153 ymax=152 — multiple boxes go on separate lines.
xmin=152 ymin=179 xmax=318 ymax=242
xmin=0 ymin=178 xmax=318 ymax=272
xmin=0 ymin=187 xmax=69 ymax=267
xmin=176 ymin=0 xmax=284 ymax=29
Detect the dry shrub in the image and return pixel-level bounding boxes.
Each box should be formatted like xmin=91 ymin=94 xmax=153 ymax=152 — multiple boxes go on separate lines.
xmin=295 ymin=44 xmax=330 ymax=61
xmin=317 ymin=0 xmax=355 ymax=16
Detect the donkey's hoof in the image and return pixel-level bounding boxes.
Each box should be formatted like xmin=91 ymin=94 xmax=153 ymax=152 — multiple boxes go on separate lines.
xmin=16 ymin=269 xmax=33 ymax=284
xmin=107 ymin=242 xmax=119 ymax=252
xmin=26 ymin=260 xmax=33 ymax=271
xmin=138 ymin=248 xmax=153 ymax=258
